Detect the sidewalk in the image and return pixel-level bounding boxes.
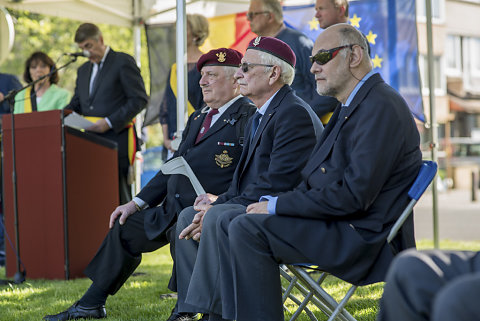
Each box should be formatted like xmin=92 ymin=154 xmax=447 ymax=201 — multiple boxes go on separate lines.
xmin=414 ymin=189 xmax=480 ymax=241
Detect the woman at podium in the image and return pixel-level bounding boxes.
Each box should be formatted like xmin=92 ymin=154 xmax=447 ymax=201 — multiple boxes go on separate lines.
xmin=13 ymin=51 xmax=70 ymax=114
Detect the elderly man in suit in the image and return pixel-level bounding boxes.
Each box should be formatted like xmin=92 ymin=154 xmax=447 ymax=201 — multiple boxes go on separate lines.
xmin=218 ymin=23 xmax=423 ymax=321
xmin=173 ymin=36 xmax=322 ymax=321
xmin=247 ymin=0 xmax=339 ymax=124
xmin=43 ymin=48 xmax=254 ymax=321
xmin=64 ymin=23 xmax=148 ymax=204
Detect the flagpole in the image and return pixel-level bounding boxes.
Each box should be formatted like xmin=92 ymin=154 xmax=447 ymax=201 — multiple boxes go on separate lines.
xmin=425 ymin=0 xmax=440 ymax=248
xmin=176 ymin=0 xmax=187 ymax=135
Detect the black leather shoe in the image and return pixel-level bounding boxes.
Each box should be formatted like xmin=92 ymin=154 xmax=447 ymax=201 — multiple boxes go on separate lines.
xmin=43 ymin=301 xmax=106 ymax=321
xmin=165 ymin=310 xmax=198 ymax=321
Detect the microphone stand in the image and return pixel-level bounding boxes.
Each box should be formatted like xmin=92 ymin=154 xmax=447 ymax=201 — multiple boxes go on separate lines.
xmin=2 ymin=55 xmax=79 ymax=284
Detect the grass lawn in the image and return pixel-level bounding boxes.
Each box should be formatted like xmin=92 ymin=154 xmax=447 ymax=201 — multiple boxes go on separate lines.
xmin=1 ymin=239 xmax=479 ymax=321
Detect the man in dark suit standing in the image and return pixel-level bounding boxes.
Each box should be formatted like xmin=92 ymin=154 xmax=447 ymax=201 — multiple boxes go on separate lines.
xmin=219 ymin=23 xmax=423 ymax=321
xmin=64 ymin=23 xmax=148 ymax=204
xmin=174 ymin=37 xmax=322 ymax=321
xmin=43 ymin=48 xmax=254 ymax=321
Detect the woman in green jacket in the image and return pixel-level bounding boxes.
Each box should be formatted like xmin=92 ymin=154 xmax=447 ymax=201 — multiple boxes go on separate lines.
xmin=14 ymin=51 xmax=70 ymax=113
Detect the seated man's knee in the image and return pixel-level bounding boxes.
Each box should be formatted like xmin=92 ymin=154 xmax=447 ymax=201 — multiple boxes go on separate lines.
xmin=385 ymin=249 xmax=432 ymax=291
xmin=177 ymin=206 xmax=197 ymax=231
xmin=432 ymin=273 xmax=480 ymax=321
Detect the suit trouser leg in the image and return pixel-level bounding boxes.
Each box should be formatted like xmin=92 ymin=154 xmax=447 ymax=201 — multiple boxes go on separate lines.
xmin=378 ymin=249 xmax=480 ymax=321
xmin=118 ymin=157 xmax=132 ymax=205
xmin=182 ymin=204 xmax=246 ymax=315
xmin=84 ymin=210 xmax=168 ymax=295
xmin=432 ymin=272 xmax=480 ymax=321
xmin=175 ymin=206 xmax=204 ymax=313
xmin=226 ymin=214 xmax=314 ymax=321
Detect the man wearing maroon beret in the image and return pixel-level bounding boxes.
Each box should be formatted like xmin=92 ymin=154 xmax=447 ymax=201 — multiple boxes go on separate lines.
xmin=43 ymin=48 xmax=255 ymax=321
xmin=173 ymin=36 xmax=322 ymax=321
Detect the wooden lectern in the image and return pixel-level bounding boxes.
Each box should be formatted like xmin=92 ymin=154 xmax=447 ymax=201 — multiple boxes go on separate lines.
xmin=2 ymin=110 xmax=119 ymax=279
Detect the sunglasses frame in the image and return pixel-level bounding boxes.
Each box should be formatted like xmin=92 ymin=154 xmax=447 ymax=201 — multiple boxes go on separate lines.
xmin=246 ymin=11 xmax=270 ymax=20
xmin=309 ymin=44 xmax=356 ymax=66
xmin=239 ymin=62 xmax=274 ymax=73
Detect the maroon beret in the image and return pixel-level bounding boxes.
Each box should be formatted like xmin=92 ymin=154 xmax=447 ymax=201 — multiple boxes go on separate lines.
xmin=247 ymin=36 xmax=296 ymax=68
xmin=197 ymin=48 xmax=243 ymax=72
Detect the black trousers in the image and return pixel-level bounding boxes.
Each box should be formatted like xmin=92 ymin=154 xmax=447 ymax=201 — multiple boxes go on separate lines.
xmin=84 ymin=209 xmax=173 ymax=295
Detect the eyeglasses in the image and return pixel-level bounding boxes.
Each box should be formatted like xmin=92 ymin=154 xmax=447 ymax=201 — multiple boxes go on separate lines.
xmin=246 ymin=11 xmax=270 ymax=20
xmin=309 ymin=45 xmax=357 ymax=65
xmin=239 ymin=62 xmax=274 ymax=73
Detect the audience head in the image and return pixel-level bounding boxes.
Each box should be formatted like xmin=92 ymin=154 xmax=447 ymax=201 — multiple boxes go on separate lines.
xmin=235 ymin=36 xmax=295 ymax=106
xmin=315 ymin=0 xmax=349 ymax=29
xmin=74 ymin=23 xmax=106 ymax=64
xmin=197 ymin=48 xmax=243 ymax=109
xmin=310 ymin=23 xmax=371 ymax=104
xmin=23 ymin=51 xmax=59 ymax=85
xmin=187 ymin=14 xmax=209 ymax=47
xmin=247 ymin=0 xmax=283 ymax=36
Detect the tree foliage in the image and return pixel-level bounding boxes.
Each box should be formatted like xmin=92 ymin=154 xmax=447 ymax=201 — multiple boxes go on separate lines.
xmin=0 ymin=9 xmax=150 ymax=94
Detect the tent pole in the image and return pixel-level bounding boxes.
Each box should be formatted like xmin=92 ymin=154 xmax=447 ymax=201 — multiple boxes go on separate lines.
xmin=425 ymin=0 xmax=439 ymax=248
xmin=176 ymin=0 xmax=187 ymax=135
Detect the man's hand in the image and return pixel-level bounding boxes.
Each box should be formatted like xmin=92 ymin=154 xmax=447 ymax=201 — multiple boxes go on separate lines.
xmin=193 ymin=193 xmax=218 ymax=210
xmin=0 ymin=92 xmax=4 ymax=103
xmin=109 ymin=201 xmax=138 ymax=228
xmin=164 ymin=138 xmax=174 ymax=152
xmin=179 ymin=204 xmax=212 ymax=241
xmin=246 ymin=201 xmax=269 ymax=214
xmin=87 ymin=118 xmax=110 ymax=133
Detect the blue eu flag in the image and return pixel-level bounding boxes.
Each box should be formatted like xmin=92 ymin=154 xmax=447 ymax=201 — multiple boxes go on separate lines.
xmin=283 ymin=0 xmax=425 ymax=122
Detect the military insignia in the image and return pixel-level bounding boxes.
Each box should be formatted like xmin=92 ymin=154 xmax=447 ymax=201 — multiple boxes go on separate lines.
xmin=215 ymin=150 xmax=233 ymax=168
xmin=253 ymin=37 xmax=261 ymax=46
xmin=216 ymin=52 xmax=226 ymax=63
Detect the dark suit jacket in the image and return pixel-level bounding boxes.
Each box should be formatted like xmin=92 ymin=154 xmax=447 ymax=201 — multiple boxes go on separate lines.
xmin=276 ymin=73 xmax=422 ymax=285
xmin=214 ymin=85 xmax=321 ymax=206
xmin=65 ymin=49 xmax=148 ymax=164
xmin=137 ymin=96 xmax=255 ymax=239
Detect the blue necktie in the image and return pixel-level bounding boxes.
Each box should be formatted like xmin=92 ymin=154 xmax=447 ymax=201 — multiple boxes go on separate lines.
xmin=250 ymin=112 xmax=262 ymax=141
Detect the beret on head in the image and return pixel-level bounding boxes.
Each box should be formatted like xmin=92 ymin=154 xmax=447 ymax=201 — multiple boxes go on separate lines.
xmin=247 ymin=36 xmax=296 ymax=68
xmin=197 ymin=48 xmax=243 ymax=72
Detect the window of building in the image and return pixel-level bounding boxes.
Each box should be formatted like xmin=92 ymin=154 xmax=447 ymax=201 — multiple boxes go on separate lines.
xmin=417 ymin=0 xmax=445 ymax=23
xmin=446 ymin=35 xmax=462 ymax=77
xmin=463 ymin=37 xmax=480 ymax=94
xmin=419 ymin=54 xmax=445 ymax=95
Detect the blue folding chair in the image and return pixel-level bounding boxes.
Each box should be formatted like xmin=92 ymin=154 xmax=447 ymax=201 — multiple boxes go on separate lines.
xmin=282 ymin=160 xmax=438 ymax=321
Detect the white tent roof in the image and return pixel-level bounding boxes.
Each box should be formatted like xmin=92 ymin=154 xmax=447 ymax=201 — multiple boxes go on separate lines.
xmin=0 ymin=0 xmax=314 ymax=26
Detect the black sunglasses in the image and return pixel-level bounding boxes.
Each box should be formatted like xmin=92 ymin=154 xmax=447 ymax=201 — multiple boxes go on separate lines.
xmin=309 ymin=45 xmax=357 ymax=65
xmin=239 ymin=62 xmax=274 ymax=73
xmin=246 ymin=11 xmax=270 ymax=20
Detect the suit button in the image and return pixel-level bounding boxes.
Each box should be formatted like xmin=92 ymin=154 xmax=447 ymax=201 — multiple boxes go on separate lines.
xmin=89 ymin=106 xmax=94 ymax=110
xmin=175 ymin=194 xmax=180 ymax=198
xmin=321 ymin=167 xmax=326 ymax=173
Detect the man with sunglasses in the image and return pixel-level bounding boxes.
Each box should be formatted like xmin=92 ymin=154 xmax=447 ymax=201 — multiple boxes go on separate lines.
xmin=247 ymin=0 xmax=339 ymax=124
xmin=173 ymin=36 xmax=322 ymax=321
xmin=218 ymin=23 xmax=422 ymax=321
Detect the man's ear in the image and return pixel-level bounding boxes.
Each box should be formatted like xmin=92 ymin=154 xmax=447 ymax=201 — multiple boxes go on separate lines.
xmin=349 ymin=44 xmax=363 ymax=68
xmin=268 ymin=65 xmax=281 ymax=85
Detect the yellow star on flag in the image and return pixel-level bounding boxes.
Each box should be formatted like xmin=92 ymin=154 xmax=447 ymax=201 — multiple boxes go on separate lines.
xmin=349 ymin=14 xmax=362 ymax=28
xmin=366 ymin=30 xmax=378 ymax=45
xmin=308 ymin=17 xmax=319 ymax=31
xmin=372 ymin=54 xmax=383 ymax=68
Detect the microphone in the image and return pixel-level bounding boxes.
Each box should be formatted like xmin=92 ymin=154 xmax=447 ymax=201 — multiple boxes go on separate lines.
xmin=66 ymin=50 xmax=90 ymax=58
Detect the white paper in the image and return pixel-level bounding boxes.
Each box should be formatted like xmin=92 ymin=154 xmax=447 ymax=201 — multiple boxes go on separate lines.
xmin=160 ymin=156 xmax=206 ymax=196
xmin=64 ymin=112 xmax=94 ymax=130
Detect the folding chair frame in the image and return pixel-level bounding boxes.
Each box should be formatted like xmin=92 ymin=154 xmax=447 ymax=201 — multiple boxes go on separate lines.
xmin=282 ymin=160 xmax=437 ymax=321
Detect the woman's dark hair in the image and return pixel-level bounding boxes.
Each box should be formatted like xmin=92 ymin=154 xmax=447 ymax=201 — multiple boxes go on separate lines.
xmin=23 ymin=51 xmax=59 ymax=84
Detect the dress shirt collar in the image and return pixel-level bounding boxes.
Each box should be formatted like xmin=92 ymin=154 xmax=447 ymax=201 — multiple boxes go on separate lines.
xmin=343 ymin=69 xmax=376 ymax=107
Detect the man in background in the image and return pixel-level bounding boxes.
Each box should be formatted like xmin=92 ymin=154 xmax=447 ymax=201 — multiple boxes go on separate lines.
xmin=247 ymin=0 xmax=339 ymax=123
xmin=64 ymin=23 xmax=148 ymax=204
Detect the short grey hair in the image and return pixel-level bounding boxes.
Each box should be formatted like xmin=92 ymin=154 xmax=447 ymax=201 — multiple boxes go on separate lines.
xmin=258 ymin=0 xmax=283 ymax=23
xmin=338 ymin=25 xmax=369 ymax=62
xmin=257 ymin=50 xmax=295 ymax=85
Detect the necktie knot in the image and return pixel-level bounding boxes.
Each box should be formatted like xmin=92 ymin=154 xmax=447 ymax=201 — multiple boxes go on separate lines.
xmin=195 ymin=109 xmax=219 ymax=143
